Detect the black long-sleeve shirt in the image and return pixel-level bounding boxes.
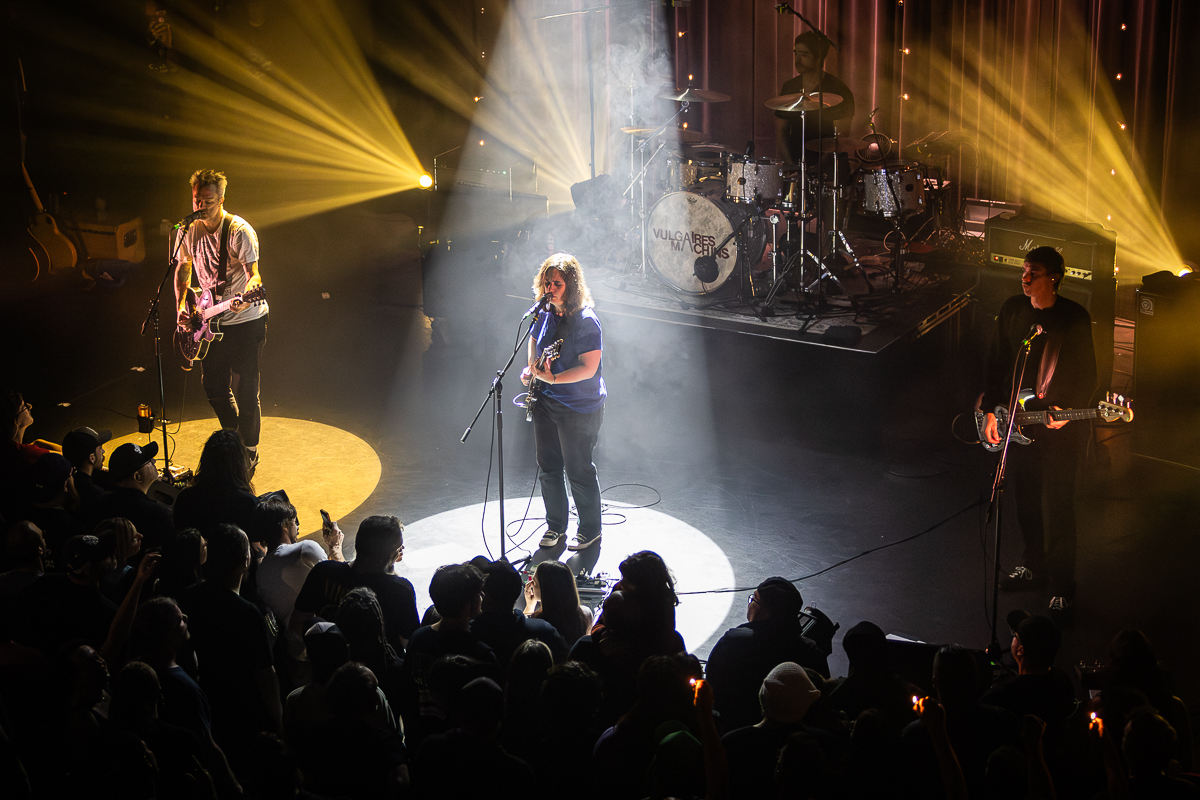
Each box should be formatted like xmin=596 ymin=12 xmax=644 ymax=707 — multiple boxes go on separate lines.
xmin=982 ymin=294 xmax=1097 ymax=413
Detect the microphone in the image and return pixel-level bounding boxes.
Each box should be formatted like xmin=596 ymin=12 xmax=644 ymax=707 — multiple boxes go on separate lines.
xmin=521 ymin=293 xmax=551 ymax=320
xmin=173 ymin=210 xmax=206 ymax=229
xmin=1021 ymin=324 xmax=1044 ymax=347
xmin=744 ymin=140 xmax=755 ymax=159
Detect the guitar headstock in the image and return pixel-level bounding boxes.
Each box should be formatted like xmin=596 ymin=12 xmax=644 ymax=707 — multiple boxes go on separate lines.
xmin=543 ymin=339 xmax=563 ymax=363
xmin=1099 ymin=392 xmax=1134 ymax=422
xmin=242 ymin=286 xmax=267 ymax=306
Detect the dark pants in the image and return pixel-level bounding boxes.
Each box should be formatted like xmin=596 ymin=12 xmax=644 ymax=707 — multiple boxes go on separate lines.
xmin=201 ymin=315 xmax=267 ymax=447
xmin=1009 ymin=424 xmax=1084 ymax=597
xmin=533 ymin=397 xmax=604 ymax=539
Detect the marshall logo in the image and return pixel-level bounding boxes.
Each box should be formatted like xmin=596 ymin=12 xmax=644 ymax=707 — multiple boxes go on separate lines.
xmin=1018 ymin=239 xmax=1065 ymax=253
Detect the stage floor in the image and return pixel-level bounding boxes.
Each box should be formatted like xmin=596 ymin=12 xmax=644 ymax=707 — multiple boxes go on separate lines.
xmin=4 ymin=203 xmax=1197 ymax=709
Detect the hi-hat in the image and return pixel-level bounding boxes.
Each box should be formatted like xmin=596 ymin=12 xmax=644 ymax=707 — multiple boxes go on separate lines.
xmin=765 ymin=91 xmax=844 ymax=112
xmin=621 ymin=125 xmax=706 ymax=143
xmin=659 ymin=86 xmax=731 ymax=103
xmin=805 ymin=137 xmax=859 ymax=154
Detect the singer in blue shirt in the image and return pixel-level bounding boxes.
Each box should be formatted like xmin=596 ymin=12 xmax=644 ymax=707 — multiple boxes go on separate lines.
xmin=521 ymin=253 xmax=606 ymax=552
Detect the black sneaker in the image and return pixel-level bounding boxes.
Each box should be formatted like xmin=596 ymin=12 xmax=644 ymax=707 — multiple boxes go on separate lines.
xmin=999 ymin=566 xmax=1042 ymax=591
xmin=539 ymin=531 xmax=564 ymax=548
xmin=1048 ymin=596 xmax=1069 ymax=613
xmin=567 ymin=532 xmax=601 ymax=552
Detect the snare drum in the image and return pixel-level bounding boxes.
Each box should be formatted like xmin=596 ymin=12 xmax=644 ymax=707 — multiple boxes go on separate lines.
xmin=726 ymin=158 xmax=785 ymax=205
xmin=857 ymin=161 xmax=927 ymax=217
xmin=647 ymin=191 xmax=766 ymax=294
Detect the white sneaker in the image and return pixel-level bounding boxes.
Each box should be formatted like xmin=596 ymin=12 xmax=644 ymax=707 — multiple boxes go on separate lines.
xmin=567 ymin=532 xmax=601 ymax=551
xmin=539 ymin=531 xmax=564 ymax=548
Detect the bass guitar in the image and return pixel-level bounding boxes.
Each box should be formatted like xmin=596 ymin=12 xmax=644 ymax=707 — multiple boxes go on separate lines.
xmin=523 ymin=339 xmax=563 ymax=422
xmin=975 ymin=390 xmax=1133 ymax=452
xmin=175 ymin=285 xmax=267 ymax=367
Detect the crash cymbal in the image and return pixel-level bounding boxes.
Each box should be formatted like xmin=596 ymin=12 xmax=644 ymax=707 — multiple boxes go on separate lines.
xmin=805 ymin=137 xmax=859 ymax=154
xmin=659 ymin=86 xmax=732 ymax=103
xmin=620 ymin=125 xmax=706 ymax=143
xmin=765 ymin=91 xmax=845 ymax=112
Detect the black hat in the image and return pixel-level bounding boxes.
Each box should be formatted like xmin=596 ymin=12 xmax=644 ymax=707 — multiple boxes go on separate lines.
xmin=755 ymin=577 xmax=804 ymax=618
xmin=62 ymin=534 xmax=117 ymax=574
xmin=32 ymin=453 xmax=73 ymax=502
xmin=62 ymin=427 xmax=112 ymax=466
xmin=109 ymin=441 xmax=159 ymax=482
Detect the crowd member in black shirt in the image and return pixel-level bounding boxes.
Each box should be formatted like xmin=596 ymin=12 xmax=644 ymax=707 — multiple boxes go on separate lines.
xmin=706 ymin=576 xmax=830 ymax=732
xmin=16 ymin=533 xmax=117 ymax=654
xmin=61 ymin=426 xmax=112 ymax=517
xmin=291 ymin=514 xmax=419 ymax=654
xmin=774 ymin=30 xmax=856 ymax=164
xmin=471 ymin=558 xmax=567 ymax=671
xmin=0 ymin=520 xmax=45 ymax=596
xmin=177 ymin=523 xmax=281 ymax=768
xmin=172 ymin=429 xmax=257 ymax=537
xmin=981 ymin=246 xmax=1097 ymax=615
xmin=90 ymin=442 xmax=176 ymax=555
xmin=25 ymin=453 xmax=84 ymax=571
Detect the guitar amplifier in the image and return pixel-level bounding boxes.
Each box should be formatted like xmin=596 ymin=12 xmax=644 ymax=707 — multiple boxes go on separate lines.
xmin=979 ymin=214 xmax=1117 ymax=392
xmin=1133 ymin=287 xmax=1200 ymax=471
xmin=64 ymin=215 xmax=146 ymax=264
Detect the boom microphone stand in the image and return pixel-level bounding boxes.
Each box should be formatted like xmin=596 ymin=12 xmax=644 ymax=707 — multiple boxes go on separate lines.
xmin=461 ymin=296 xmax=548 ymax=561
xmin=984 ymin=325 xmax=1044 ymax=663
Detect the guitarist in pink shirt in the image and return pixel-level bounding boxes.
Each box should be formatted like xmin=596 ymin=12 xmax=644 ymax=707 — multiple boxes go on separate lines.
xmin=174 ymin=169 xmax=269 ymax=467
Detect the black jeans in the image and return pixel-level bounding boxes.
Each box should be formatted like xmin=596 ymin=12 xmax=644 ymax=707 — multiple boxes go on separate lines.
xmin=1009 ymin=423 xmax=1084 ymax=598
xmin=533 ymin=396 xmax=604 ymax=539
xmin=201 ymin=315 xmax=267 ymax=447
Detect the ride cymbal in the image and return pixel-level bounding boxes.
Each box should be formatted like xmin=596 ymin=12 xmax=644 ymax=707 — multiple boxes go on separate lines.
xmin=659 ymin=86 xmax=732 ymax=103
xmin=765 ymin=91 xmax=844 ymax=112
xmin=620 ymin=126 xmax=706 ymax=143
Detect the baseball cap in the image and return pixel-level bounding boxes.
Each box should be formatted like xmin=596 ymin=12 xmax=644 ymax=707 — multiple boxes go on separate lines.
xmin=109 ymin=441 xmax=159 ymax=482
xmin=62 ymin=427 xmax=113 ymax=466
xmin=62 ymin=534 xmax=117 ymax=574
xmin=32 ymin=453 xmax=73 ymax=502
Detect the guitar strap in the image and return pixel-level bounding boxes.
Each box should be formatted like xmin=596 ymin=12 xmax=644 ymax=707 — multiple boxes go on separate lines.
xmin=216 ymin=212 xmax=233 ymax=298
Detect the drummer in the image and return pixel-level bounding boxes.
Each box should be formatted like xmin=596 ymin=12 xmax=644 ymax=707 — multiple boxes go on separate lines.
xmin=774 ymin=31 xmax=856 ymax=165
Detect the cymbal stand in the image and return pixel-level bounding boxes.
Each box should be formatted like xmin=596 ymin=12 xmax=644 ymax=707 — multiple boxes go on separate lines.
xmin=622 ymin=102 xmax=689 ymax=280
xmin=802 ymin=127 xmax=859 ymax=312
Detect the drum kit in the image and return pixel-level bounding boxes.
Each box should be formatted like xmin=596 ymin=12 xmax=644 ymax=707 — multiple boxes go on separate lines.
xmin=622 ymin=82 xmax=941 ymax=314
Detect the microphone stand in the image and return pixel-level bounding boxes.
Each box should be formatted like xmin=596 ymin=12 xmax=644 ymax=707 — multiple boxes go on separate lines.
xmin=774 ymin=4 xmax=838 ymax=50
xmin=461 ymin=301 xmax=545 ymax=561
xmin=984 ymin=334 xmax=1039 ymax=665
xmin=139 ymin=222 xmax=191 ymax=482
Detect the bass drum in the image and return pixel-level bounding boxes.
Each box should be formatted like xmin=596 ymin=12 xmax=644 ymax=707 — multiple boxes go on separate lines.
xmin=647 ymin=191 xmax=766 ymax=295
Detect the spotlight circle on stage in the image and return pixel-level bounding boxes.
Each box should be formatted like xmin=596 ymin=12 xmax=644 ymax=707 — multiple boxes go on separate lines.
xmin=397 ymin=498 xmax=736 ymax=653
xmin=110 ymin=417 xmax=381 ymax=539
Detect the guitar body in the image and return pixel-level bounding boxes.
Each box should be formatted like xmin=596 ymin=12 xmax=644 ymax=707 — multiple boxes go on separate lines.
xmin=175 ymin=285 xmax=266 ymax=368
xmin=524 ymin=339 xmax=563 ymax=422
xmin=27 ymin=211 xmax=77 ymax=272
xmin=975 ymin=389 xmax=1133 ymax=452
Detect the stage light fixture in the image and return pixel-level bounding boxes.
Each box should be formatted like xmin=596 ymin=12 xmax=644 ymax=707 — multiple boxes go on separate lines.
xmin=418 ymin=173 xmax=433 ymax=189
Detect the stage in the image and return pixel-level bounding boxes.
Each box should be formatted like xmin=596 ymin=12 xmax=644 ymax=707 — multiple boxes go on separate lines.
xmin=5 ymin=204 xmax=1196 ymax=699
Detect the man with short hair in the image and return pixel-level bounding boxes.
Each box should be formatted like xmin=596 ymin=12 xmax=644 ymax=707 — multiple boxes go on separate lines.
xmin=26 ymin=453 xmax=84 ymax=569
xmin=291 ymin=515 xmax=418 ymax=654
xmin=178 ymin=524 xmax=282 ymax=764
xmin=15 ymin=533 xmax=117 ymax=653
xmin=61 ymin=426 xmax=112 ymax=513
xmin=981 ymin=246 xmax=1097 ymax=614
xmin=705 ymin=576 xmax=830 ymax=731
xmin=470 ymin=559 xmax=568 ymax=669
xmin=174 ymin=169 xmax=269 ymax=464
xmin=981 ymin=614 xmax=1074 ymax=726
xmin=90 ymin=442 xmax=175 ymax=555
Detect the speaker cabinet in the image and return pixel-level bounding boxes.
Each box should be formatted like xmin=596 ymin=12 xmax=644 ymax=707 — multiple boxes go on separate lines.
xmin=1133 ymin=289 xmax=1200 ymax=471
xmin=980 ymin=215 xmax=1117 ymax=391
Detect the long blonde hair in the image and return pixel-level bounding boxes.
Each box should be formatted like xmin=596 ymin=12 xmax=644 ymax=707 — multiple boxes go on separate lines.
xmin=532 ymin=253 xmax=594 ymax=316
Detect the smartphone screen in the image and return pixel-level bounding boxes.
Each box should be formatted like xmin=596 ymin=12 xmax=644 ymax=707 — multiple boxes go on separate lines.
xmin=320 ymin=509 xmax=332 ymax=528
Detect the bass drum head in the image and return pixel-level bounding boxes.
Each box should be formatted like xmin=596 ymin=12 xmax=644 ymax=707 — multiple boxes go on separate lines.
xmin=647 ymin=192 xmax=760 ymax=295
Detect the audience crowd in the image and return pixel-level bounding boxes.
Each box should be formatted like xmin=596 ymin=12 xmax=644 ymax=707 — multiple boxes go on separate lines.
xmin=0 ymin=391 xmax=1196 ymax=799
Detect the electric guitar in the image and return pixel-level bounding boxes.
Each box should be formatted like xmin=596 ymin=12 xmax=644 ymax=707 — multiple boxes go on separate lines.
xmin=175 ymin=285 xmax=268 ymax=367
xmin=975 ymin=390 xmax=1133 ymax=452
xmin=523 ymin=339 xmax=563 ymax=422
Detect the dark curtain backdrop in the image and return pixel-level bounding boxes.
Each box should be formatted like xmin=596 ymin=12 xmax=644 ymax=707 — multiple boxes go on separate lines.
xmin=658 ymin=0 xmax=1199 ymax=262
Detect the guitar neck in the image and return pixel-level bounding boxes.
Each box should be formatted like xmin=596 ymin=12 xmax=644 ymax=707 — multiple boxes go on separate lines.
xmin=1013 ymin=407 xmax=1096 ymax=425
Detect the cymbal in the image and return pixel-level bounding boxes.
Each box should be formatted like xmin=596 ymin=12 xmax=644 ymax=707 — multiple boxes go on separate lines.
xmin=805 ymin=137 xmax=859 ymax=154
xmin=765 ymin=91 xmax=844 ymax=112
xmin=620 ymin=125 xmax=706 ymax=143
xmin=659 ymin=87 xmax=732 ymax=103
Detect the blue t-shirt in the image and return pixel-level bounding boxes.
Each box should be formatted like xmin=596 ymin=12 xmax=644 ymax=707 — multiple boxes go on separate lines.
xmin=533 ymin=307 xmax=606 ymax=413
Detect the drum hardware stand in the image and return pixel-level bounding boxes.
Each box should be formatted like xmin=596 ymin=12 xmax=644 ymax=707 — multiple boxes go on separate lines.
xmin=691 ymin=212 xmax=767 ymax=320
xmin=802 ymin=128 xmax=860 ymax=313
xmin=622 ymin=102 xmax=690 ymax=281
